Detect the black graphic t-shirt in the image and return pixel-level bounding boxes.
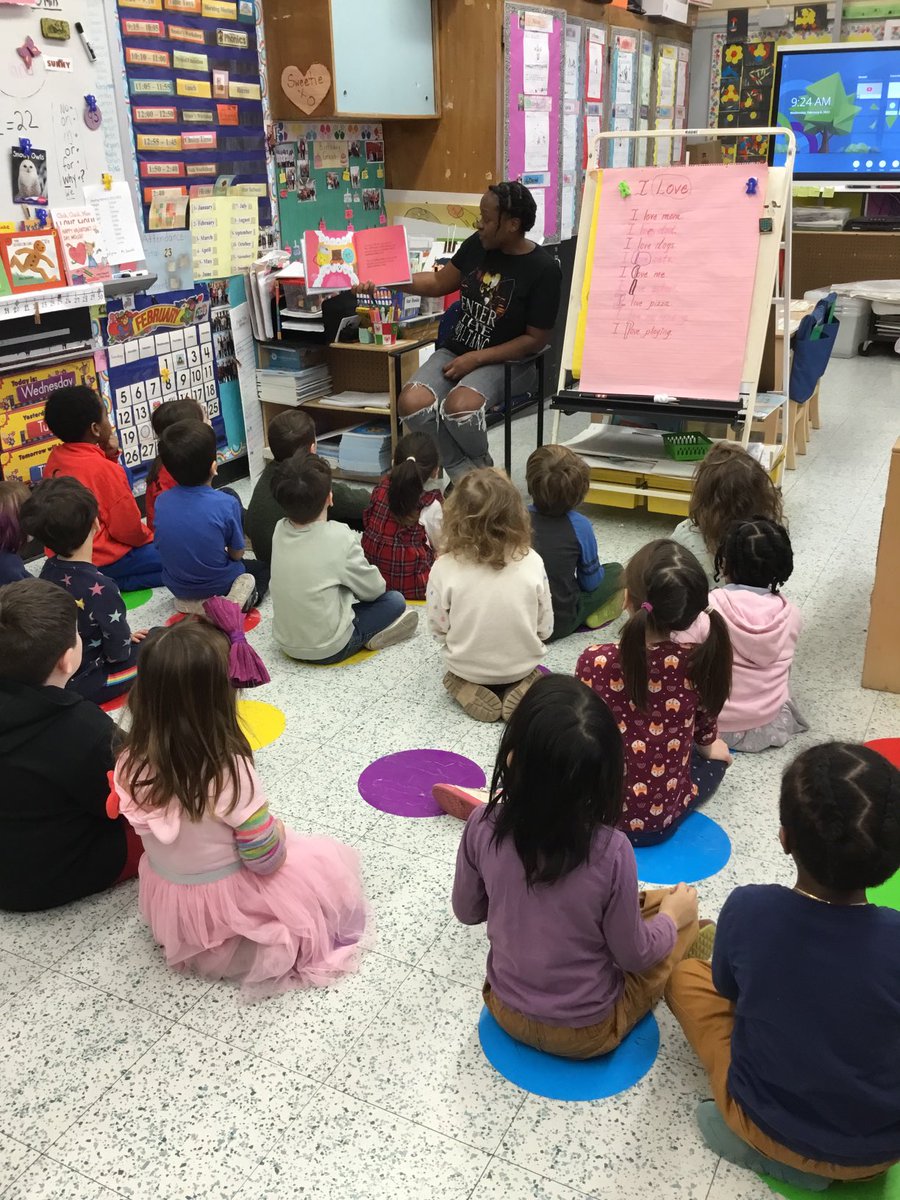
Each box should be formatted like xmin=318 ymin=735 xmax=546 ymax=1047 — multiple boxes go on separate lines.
xmin=445 ymin=235 xmax=561 ymax=356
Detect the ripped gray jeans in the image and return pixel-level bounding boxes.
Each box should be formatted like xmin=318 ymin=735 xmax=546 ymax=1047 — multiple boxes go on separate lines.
xmin=402 ymin=348 xmax=537 ymax=480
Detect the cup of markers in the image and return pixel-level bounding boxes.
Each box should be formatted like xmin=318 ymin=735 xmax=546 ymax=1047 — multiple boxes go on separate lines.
xmin=357 ymin=287 xmax=400 ymax=345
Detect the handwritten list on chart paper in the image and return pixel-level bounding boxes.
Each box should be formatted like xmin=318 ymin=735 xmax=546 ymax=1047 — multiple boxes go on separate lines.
xmin=580 ymin=164 xmax=767 ymax=402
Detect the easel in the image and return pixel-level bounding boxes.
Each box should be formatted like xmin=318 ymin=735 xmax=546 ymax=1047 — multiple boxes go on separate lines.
xmin=550 ymin=127 xmax=796 ymax=512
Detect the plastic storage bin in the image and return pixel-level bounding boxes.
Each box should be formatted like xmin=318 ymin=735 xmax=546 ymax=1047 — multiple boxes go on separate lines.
xmin=803 ymin=290 xmax=871 ymax=358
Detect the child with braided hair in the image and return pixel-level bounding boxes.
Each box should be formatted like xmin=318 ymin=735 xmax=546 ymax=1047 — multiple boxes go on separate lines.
xmin=686 ymin=517 xmax=807 ymax=752
xmin=666 ymin=741 xmax=900 ymax=1189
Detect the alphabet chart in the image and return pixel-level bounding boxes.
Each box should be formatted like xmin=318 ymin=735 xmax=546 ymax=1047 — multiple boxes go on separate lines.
xmin=102 ymin=287 xmax=226 ymax=490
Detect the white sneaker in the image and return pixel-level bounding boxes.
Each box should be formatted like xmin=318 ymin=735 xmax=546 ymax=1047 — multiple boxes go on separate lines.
xmin=226 ymin=573 xmax=256 ymax=612
xmin=365 ymin=607 xmax=418 ymax=650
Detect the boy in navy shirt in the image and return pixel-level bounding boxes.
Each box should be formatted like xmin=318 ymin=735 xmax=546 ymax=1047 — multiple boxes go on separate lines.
xmin=666 ymin=741 xmax=900 ymax=1189
xmin=525 ymin=445 xmax=623 ymax=641
xmin=21 ymin=477 xmax=148 ymax=705
xmin=153 ymin=421 xmax=268 ymax=612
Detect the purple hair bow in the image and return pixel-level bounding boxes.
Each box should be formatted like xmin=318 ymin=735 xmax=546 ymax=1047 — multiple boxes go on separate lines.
xmin=202 ymin=596 xmax=270 ymax=688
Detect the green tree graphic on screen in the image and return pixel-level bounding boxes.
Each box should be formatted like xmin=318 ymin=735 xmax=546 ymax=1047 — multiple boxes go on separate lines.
xmin=794 ymin=72 xmax=862 ymax=152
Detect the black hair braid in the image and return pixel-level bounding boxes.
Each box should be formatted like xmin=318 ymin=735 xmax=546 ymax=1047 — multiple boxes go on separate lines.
xmin=715 ymin=517 xmax=794 ymax=592
xmin=489 ymin=181 xmax=537 ymax=234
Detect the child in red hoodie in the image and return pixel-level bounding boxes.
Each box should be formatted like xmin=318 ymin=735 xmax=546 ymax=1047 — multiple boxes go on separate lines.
xmin=43 ymin=385 xmax=163 ymax=591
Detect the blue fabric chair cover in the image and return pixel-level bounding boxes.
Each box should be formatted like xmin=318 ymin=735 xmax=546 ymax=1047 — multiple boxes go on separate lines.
xmin=789 ymin=292 xmax=839 ymax=403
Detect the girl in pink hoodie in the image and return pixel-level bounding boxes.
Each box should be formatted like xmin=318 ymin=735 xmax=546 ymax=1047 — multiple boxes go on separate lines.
xmin=709 ymin=518 xmax=807 ymax=752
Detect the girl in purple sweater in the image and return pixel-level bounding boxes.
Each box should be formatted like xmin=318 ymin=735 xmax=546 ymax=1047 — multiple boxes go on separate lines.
xmin=450 ymin=674 xmax=712 ymax=1059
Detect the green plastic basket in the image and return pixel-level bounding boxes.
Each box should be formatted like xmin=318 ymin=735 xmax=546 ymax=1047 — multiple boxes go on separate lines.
xmin=662 ymin=432 xmax=713 ymax=463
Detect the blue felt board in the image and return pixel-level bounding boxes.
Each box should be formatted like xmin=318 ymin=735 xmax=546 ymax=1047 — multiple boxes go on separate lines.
xmin=478 ymin=1007 xmax=659 ymax=1101
xmin=633 ymin=812 xmax=731 ymax=885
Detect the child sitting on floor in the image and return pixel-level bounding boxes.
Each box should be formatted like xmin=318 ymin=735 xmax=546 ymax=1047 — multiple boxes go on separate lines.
xmin=362 ymin=432 xmax=443 ymax=601
xmin=526 ymin=444 xmax=624 ymax=640
xmin=44 ymin=385 xmax=162 ymax=592
xmin=427 ymin=467 xmax=553 ymax=723
xmin=448 ymin=673 xmax=711 ymax=1058
xmin=144 ymin=397 xmax=207 ymax=530
xmin=246 ymin=411 xmax=367 ymax=567
xmin=21 ymin=477 xmax=149 ymax=704
xmin=0 ymin=578 xmax=143 ymax=912
xmin=154 ymin=421 xmax=267 ymax=612
xmin=270 ymin=452 xmax=417 ymax=663
xmin=0 ymin=480 xmax=31 ymax=586
xmin=708 ymin=517 xmax=807 ymax=751
xmin=112 ymin=615 xmax=367 ymax=992
xmin=666 ymin=741 xmax=900 ymax=1190
xmin=671 ymin=443 xmax=784 ymax=588
xmin=576 ymin=539 xmax=733 ymax=845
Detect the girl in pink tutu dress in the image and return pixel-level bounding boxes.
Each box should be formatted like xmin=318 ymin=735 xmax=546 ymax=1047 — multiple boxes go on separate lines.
xmin=111 ymin=617 xmax=366 ymax=994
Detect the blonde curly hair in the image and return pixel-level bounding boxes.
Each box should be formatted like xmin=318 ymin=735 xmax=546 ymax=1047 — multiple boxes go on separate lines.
xmin=440 ymin=467 xmax=531 ymax=570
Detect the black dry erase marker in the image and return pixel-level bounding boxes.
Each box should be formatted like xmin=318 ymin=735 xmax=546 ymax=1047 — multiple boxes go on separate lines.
xmin=74 ymin=22 xmax=96 ymax=63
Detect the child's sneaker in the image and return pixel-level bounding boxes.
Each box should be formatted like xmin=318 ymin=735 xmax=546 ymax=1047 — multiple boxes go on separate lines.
xmin=227 ymin=573 xmax=256 ymax=613
xmin=443 ymin=672 xmax=502 ymax=722
xmin=432 ymin=784 xmax=490 ymax=821
xmin=174 ymin=597 xmax=206 ymax=615
xmin=684 ymin=920 xmax=716 ymax=962
xmin=366 ymin=607 xmax=418 ymax=650
xmin=501 ymin=668 xmax=543 ymax=721
xmin=585 ymin=591 xmax=626 ymax=629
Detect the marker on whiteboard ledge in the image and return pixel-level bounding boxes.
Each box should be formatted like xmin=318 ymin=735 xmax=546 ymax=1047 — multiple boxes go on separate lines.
xmin=653 ymin=393 xmax=678 ymax=404
xmin=75 ymin=22 xmax=97 ymax=63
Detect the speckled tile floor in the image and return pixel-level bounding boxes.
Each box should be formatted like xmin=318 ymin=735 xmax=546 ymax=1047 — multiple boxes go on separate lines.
xmin=1 ymin=354 xmax=898 ymax=1200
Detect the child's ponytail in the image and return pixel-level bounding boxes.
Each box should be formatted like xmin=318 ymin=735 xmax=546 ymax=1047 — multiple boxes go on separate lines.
xmin=387 ymin=432 xmax=440 ymax=521
xmin=620 ymin=539 xmax=731 ymax=714
xmin=688 ymin=607 xmax=732 ymax=715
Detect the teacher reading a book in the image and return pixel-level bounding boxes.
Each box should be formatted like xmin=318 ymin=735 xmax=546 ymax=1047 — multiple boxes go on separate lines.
xmin=396 ymin=182 xmax=561 ymax=482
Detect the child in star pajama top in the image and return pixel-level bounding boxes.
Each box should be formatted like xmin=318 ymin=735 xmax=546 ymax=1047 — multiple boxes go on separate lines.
xmin=21 ymin=478 xmax=151 ymax=705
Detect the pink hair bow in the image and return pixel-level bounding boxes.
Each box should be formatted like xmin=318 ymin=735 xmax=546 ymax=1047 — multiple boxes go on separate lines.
xmin=202 ymin=596 xmax=270 ymax=688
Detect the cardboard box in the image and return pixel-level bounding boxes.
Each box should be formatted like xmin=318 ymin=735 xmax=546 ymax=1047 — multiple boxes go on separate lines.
xmin=862 ymin=438 xmax=900 ymax=693
xmin=641 ymin=0 xmax=690 ymax=19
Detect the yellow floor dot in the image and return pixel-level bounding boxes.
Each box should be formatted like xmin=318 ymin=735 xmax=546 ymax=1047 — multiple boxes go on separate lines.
xmin=237 ymin=699 xmax=286 ymax=750
xmin=306 ymin=648 xmax=378 ymax=668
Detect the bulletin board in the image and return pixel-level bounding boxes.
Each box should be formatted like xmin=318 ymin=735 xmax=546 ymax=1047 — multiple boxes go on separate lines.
xmin=580 ymin=21 xmax=607 ymax=170
xmin=560 ymin=19 xmax=583 ymax=241
xmin=273 ymin=121 xmax=387 ymax=254
xmin=502 ymin=3 xmax=565 ymax=245
xmin=115 ymin=0 xmax=270 ymax=232
xmin=607 ymin=28 xmax=639 ymax=169
xmin=0 ymin=0 xmax=125 ymax=224
xmin=102 ymin=286 xmax=226 ymax=492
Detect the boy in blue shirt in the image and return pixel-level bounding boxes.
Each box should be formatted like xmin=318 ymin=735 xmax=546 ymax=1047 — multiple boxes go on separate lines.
xmin=154 ymin=421 xmax=267 ymax=612
xmin=21 ymin=476 xmax=149 ymax=705
xmin=666 ymin=741 xmax=900 ymax=1189
xmin=525 ymin=445 xmax=623 ymax=641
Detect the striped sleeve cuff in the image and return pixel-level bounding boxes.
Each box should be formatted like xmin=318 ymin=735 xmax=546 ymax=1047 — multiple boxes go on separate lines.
xmin=234 ymin=804 xmax=286 ymax=875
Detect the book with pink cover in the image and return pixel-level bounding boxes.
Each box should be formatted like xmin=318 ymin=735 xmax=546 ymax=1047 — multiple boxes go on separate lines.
xmin=51 ymin=206 xmax=113 ymax=286
xmin=302 ymin=225 xmax=411 ymax=293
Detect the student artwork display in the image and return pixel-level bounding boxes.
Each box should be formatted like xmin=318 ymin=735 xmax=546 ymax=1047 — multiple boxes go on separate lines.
xmin=116 ymin=0 xmax=270 ymax=231
xmin=0 ymin=357 xmax=99 ymax=483
xmin=102 ymin=287 xmax=226 ymax=488
xmin=582 ymin=23 xmax=606 ymax=171
xmin=636 ymin=34 xmax=654 ymax=169
xmin=273 ymin=121 xmax=388 ymax=253
xmin=503 ymin=3 xmax=565 ymax=245
xmin=0 ymin=230 xmax=65 ymax=293
xmin=608 ymin=29 xmax=639 ymax=170
xmin=716 ymin=40 xmax=775 ymax=162
xmin=653 ymin=41 xmax=690 ymax=167
xmin=560 ymin=21 xmax=583 ymax=240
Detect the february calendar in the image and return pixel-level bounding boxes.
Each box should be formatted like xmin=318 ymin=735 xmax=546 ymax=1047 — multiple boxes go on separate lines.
xmin=102 ymin=287 xmax=227 ymax=491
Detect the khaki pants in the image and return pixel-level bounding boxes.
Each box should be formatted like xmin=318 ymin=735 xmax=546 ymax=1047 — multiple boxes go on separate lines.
xmin=483 ymin=889 xmax=698 ymax=1060
xmin=665 ymin=959 xmax=896 ymax=1181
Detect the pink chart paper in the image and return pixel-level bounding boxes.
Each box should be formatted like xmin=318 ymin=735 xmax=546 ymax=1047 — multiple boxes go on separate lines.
xmin=580 ymin=164 xmax=767 ymax=403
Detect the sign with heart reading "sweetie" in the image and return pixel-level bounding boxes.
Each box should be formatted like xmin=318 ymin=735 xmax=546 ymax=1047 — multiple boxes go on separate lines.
xmin=281 ymin=63 xmax=332 ymax=115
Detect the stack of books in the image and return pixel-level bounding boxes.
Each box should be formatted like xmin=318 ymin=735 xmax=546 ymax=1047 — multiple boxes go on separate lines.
xmin=256 ymin=365 xmax=332 ymax=408
xmin=337 ymin=421 xmax=393 ymax=477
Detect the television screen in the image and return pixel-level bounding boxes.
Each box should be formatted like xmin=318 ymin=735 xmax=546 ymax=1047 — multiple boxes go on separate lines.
xmin=770 ymin=43 xmax=900 ymax=180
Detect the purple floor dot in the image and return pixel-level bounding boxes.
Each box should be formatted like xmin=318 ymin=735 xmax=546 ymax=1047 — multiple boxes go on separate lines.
xmin=358 ymin=749 xmax=486 ymax=818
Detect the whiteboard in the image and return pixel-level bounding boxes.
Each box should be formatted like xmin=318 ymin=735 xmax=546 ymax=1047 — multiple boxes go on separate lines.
xmin=0 ymin=0 xmax=125 ymax=225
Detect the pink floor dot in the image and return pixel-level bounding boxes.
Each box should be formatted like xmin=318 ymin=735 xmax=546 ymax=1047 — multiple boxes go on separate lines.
xmin=165 ymin=607 xmax=261 ymax=632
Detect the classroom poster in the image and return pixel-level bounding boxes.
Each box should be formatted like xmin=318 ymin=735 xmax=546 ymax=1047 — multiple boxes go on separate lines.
xmin=716 ymin=40 xmax=775 ymax=162
xmin=102 ymin=287 xmax=225 ymax=492
xmin=579 ymin=165 xmax=767 ymax=403
xmin=0 ymin=358 xmax=98 ymax=483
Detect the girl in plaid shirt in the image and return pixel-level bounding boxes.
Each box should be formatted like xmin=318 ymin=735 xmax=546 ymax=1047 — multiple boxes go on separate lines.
xmin=362 ymin=433 xmax=444 ymax=601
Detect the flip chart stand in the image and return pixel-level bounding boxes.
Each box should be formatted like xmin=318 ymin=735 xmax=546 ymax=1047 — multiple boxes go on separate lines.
xmin=550 ymin=127 xmax=796 ymax=510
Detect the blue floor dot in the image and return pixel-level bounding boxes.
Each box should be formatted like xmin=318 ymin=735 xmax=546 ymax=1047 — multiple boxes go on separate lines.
xmin=478 ymin=1007 xmax=659 ymax=1101
xmin=633 ymin=812 xmax=731 ymax=885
